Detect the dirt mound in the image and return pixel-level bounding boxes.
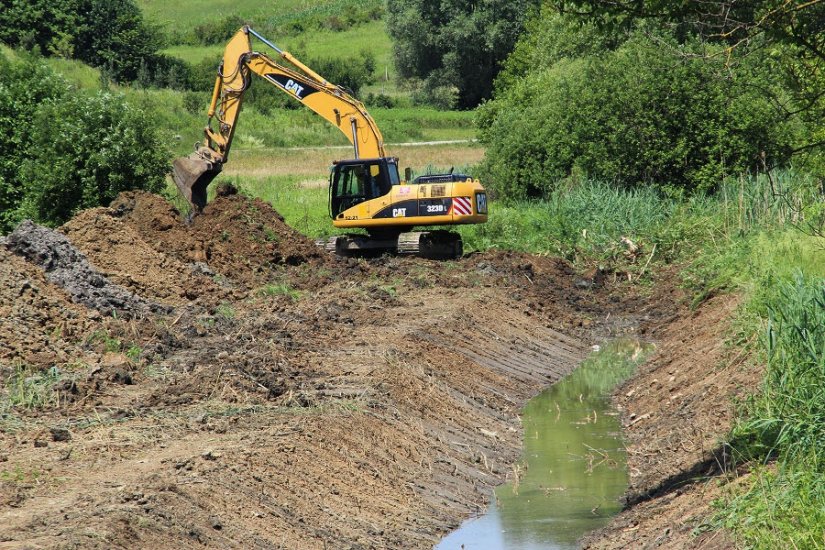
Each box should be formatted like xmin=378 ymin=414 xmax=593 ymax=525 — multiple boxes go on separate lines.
xmin=61 ymin=208 xmax=228 ymax=306
xmin=110 ymin=191 xmax=326 ymax=290
xmin=0 ymin=246 xmax=94 ymax=368
xmin=5 ymin=220 xmax=169 ymax=318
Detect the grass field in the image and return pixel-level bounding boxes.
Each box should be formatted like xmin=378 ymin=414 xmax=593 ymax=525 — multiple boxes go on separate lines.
xmin=17 ymin=48 xmax=476 ymax=157
xmin=163 ymin=20 xmax=392 ymax=67
xmin=138 ymin=0 xmax=367 ymax=30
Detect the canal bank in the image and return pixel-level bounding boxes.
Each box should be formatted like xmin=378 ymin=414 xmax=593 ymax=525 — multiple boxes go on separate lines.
xmin=582 ymin=293 xmax=762 ymax=549
xmin=434 ymin=287 xmax=761 ymax=550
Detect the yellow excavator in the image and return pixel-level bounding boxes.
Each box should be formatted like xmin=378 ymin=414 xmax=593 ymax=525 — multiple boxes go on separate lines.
xmin=172 ymin=26 xmax=487 ymax=259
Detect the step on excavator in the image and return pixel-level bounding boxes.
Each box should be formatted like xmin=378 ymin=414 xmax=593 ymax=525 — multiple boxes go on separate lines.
xmin=172 ymin=26 xmax=487 ymax=259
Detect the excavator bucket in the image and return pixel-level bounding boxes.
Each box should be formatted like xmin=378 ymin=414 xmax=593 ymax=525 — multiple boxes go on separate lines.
xmin=172 ymin=154 xmax=223 ymax=212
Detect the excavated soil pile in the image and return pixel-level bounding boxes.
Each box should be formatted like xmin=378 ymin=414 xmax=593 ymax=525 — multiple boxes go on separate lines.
xmin=0 ymin=246 xmax=95 ymax=369
xmin=5 ymin=221 xmax=169 ymax=318
xmin=61 ymin=208 xmax=228 ymax=306
xmin=109 ymin=190 xmax=326 ymax=292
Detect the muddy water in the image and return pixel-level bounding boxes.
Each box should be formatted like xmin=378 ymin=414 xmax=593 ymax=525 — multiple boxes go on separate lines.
xmin=436 ymin=340 xmax=651 ymax=550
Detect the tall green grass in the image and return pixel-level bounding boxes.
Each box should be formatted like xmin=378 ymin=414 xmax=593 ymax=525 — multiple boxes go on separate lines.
xmin=163 ymin=20 xmax=393 ymax=69
xmin=653 ymin=170 xmax=825 ymax=548
xmin=138 ymin=0 xmax=378 ymax=32
xmin=716 ymin=274 xmax=825 ymax=549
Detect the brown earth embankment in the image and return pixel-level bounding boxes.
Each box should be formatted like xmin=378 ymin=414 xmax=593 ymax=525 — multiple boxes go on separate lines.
xmin=0 ymin=191 xmax=751 ymax=548
xmin=583 ymin=292 xmax=762 ymax=549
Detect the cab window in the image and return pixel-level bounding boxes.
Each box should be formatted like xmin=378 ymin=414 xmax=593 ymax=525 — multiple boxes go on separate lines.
xmin=330 ymin=161 xmax=393 ymax=217
xmin=331 ymin=165 xmax=366 ymax=216
xmin=387 ymin=163 xmax=400 ymax=186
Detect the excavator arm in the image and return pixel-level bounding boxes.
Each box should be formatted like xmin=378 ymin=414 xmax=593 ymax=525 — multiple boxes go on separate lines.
xmin=173 ymin=26 xmax=385 ymax=211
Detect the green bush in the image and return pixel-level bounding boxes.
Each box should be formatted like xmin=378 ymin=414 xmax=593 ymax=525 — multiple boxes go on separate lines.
xmin=0 ymin=0 xmax=169 ymax=85
xmin=19 ymin=92 xmax=169 ymax=226
xmin=193 ymin=15 xmax=247 ymax=46
xmin=0 ymin=55 xmax=69 ymax=231
xmin=0 ymin=56 xmax=170 ymax=231
xmin=479 ymin=32 xmax=799 ymax=198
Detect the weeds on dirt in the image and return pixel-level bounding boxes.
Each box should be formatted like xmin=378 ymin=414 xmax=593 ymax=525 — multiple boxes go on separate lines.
xmin=144 ymin=364 xmax=173 ymax=380
xmin=2 ymin=364 xmax=61 ymax=410
xmin=257 ymin=283 xmax=301 ymax=301
xmin=85 ymin=330 xmax=141 ymax=360
xmin=0 ymin=464 xmax=44 ymax=484
xmin=215 ymin=302 xmax=236 ymax=319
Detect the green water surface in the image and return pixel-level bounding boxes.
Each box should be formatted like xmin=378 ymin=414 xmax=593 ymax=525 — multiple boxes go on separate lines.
xmin=437 ymin=339 xmax=652 ymax=550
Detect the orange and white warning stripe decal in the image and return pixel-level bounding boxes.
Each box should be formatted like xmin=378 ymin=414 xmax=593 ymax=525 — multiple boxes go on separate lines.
xmin=452 ymin=197 xmax=472 ymax=215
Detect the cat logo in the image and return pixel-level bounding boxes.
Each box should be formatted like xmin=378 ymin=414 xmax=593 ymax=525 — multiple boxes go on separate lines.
xmin=265 ymin=74 xmax=319 ymax=100
xmin=283 ymin=79 xmax=305 ymax=99
xmin=392 ymin=208 xmax=407 ymax=218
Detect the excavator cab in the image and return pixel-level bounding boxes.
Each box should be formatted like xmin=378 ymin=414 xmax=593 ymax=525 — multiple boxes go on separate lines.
xmin=329 ymin=157 xmax=400 ymax=218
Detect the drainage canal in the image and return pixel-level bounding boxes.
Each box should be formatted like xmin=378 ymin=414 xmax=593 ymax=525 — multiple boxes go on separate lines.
xmin=436 ymin=339 xmax=652 ymax=550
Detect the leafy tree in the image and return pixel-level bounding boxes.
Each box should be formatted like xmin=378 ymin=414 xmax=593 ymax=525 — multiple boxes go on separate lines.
xmin=20 ymin=92 xmax=169 ymax=226
xmin=478 ymin=31 xmax=800 ymax=198
xmin=73 ymin=0 xmax=164 ymax=83
xmin=0 ymin=0 xmax=78 ymax=55
xmin=0 ymin=0 xmax=179 ymax=87
xmin=386 ymin=0 xmax=540 ymax=108
xmin=551 ymin=0 xmax=825 ymax=148
xmin=0 ymin=55 xmax=68 ymax=232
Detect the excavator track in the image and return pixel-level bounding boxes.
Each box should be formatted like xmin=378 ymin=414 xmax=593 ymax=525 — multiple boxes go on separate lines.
xmin=316 ymin=231 xmax=463 ymax=260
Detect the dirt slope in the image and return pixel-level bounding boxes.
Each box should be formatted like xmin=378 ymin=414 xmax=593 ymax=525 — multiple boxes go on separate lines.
xmin=0 ymin=191 xmax=750 ymax=549
xmin=0 ymin=192 xmax=611 ymax=549
xmin=583 ymin=293 xmax=762 ymax=549
xmin=0 ymin=246 xmax=94 ymax=369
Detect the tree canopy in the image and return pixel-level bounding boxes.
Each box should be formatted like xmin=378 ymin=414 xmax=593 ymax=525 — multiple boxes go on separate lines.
xmin=0 ymin=0 xmax=185 ymax=85
xmin=552 ymin=1 xmax=825 ymax=138
xmin=386 ymin=0 xmax=540 ymax=108
xmin=0 ymin=55 xmax=169 ymax=231
xmin=477 ymin=7 xmax=810 ymax=198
